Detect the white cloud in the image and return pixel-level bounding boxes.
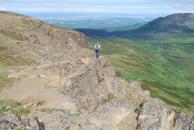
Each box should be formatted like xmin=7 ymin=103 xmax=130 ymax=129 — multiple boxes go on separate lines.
xmin=0 ymin=0 xmax=194 ymax=15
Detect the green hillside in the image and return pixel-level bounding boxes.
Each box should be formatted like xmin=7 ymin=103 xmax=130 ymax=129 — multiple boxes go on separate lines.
xmin=89 ymin=35 xmax=194 ymax=114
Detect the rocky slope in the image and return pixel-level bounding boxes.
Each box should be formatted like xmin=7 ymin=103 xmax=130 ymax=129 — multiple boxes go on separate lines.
xmin=0 ymin=11 xmax=194 ymax=130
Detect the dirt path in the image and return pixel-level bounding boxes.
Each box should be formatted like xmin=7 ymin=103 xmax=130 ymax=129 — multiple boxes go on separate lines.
xmin=0 ymin=62 xmax=77 ymax=112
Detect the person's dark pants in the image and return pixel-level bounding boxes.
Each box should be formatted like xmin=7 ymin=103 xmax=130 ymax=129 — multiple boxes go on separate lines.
xmin=96 ymin=49 xmax=100 ymax=59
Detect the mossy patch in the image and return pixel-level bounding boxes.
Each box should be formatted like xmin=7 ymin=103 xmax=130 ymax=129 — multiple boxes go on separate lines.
xmin=0 ymin=100 xmax=30 ymax=117
xmin=43 ymin=107 xmax=53 ymax=113
xmin=126 ymin=95 xmax=133 ymax=103
xmin=107 ymin=92 xmax=117 ymax=102
xmin=14 ymin=128 xmax=24 ymax=130
xmin=0 ymin=105 xmax=6 ymax=114
xmin=70 ymin=112 xmax=81 ymax=117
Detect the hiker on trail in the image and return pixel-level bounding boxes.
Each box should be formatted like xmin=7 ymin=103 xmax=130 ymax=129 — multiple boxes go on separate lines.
xmin=95 ymin=41 xmax=101 ymax=59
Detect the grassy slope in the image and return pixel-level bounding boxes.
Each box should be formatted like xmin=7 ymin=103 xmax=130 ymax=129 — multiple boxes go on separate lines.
xmin=89 ymin=35 xmax=194 ymax=114
xmin=0 ymin=45 xmax=36 ymax=92
xmin=0 ymin=28 xmax=39 ymax=90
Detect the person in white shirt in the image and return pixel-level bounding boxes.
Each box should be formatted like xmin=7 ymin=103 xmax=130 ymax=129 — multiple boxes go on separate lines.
xmin=95 ymin=41 xmax=101 ymax=59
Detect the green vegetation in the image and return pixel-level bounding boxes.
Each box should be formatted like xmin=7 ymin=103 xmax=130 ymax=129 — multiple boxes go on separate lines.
xmin=0 ymin=47 xmax=36 ymax=67
xmin=126 ymin=95 xmax=133 ymax=103
xmin=107 ymin=92 xmax=117 ymax=102
xmin=0 ymin=30 xmax=28 ymax=41
xmin=16 ymin=107 xmax=29 ymax=117
xmin=14 ymin=128 xmax=24 ymax=130
xmin=0 ymin=100 xmax=30 ymax=117
xmin=0 ymin=30 xmax=18 ymax=40
xmin=0 ymin=105 xmax=6 ymax=114
xmin=70 ymin=112 xmax=81 ymax=117
xmin=43 ymin=107 xmax=53 ymax=113
xmin=0 ymin=46 xmax=37 ymax=92
xmin=89 ymin=35 xmax=194 ymax=114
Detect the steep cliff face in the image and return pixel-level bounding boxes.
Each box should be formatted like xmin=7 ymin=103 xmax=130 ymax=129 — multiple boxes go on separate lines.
xmin=0 ymin=11 xmax=194 ymax=130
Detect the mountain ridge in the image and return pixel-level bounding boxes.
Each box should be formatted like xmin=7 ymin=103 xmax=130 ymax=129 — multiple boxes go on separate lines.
xmin=77 ymin=13 xmax=194 ymax=38
xmin=131 ymin=13 xmax=194 ymax=34
xmin=0 ymin=11 xmax=194 ymax=130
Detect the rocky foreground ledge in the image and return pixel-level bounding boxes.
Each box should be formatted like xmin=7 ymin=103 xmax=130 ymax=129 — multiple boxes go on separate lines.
xmin=0 ymin=11 xmax=194 ymax=130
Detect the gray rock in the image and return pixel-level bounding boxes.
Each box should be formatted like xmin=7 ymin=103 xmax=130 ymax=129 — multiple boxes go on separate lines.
xmin=0 ymin=113 xmax=21 ymax=130
xmin=136 ymin=99 xmax=194 ymax=130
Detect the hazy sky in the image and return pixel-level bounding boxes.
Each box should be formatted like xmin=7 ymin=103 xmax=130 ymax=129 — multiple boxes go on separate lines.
xmin=1 ymin=0 xmax=194 ymax=16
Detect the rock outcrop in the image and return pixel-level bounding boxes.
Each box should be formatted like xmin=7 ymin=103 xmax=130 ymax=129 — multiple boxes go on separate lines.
xmin=0 ymin=11 xmax=194 ymax=130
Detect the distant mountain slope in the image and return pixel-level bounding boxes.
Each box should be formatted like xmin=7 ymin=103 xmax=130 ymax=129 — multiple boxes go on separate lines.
xmin=133 ymin=13 xmax=194 ymax=33
xmin=76 ymin=28 xmax=109 ymax=37
xmin=76 ymin=23 xmax=146 ymax=37
xmin=78 ymin=13 xmax=194 ymax=38
xmin=111 ymin=13 xmax=194 ymax=37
